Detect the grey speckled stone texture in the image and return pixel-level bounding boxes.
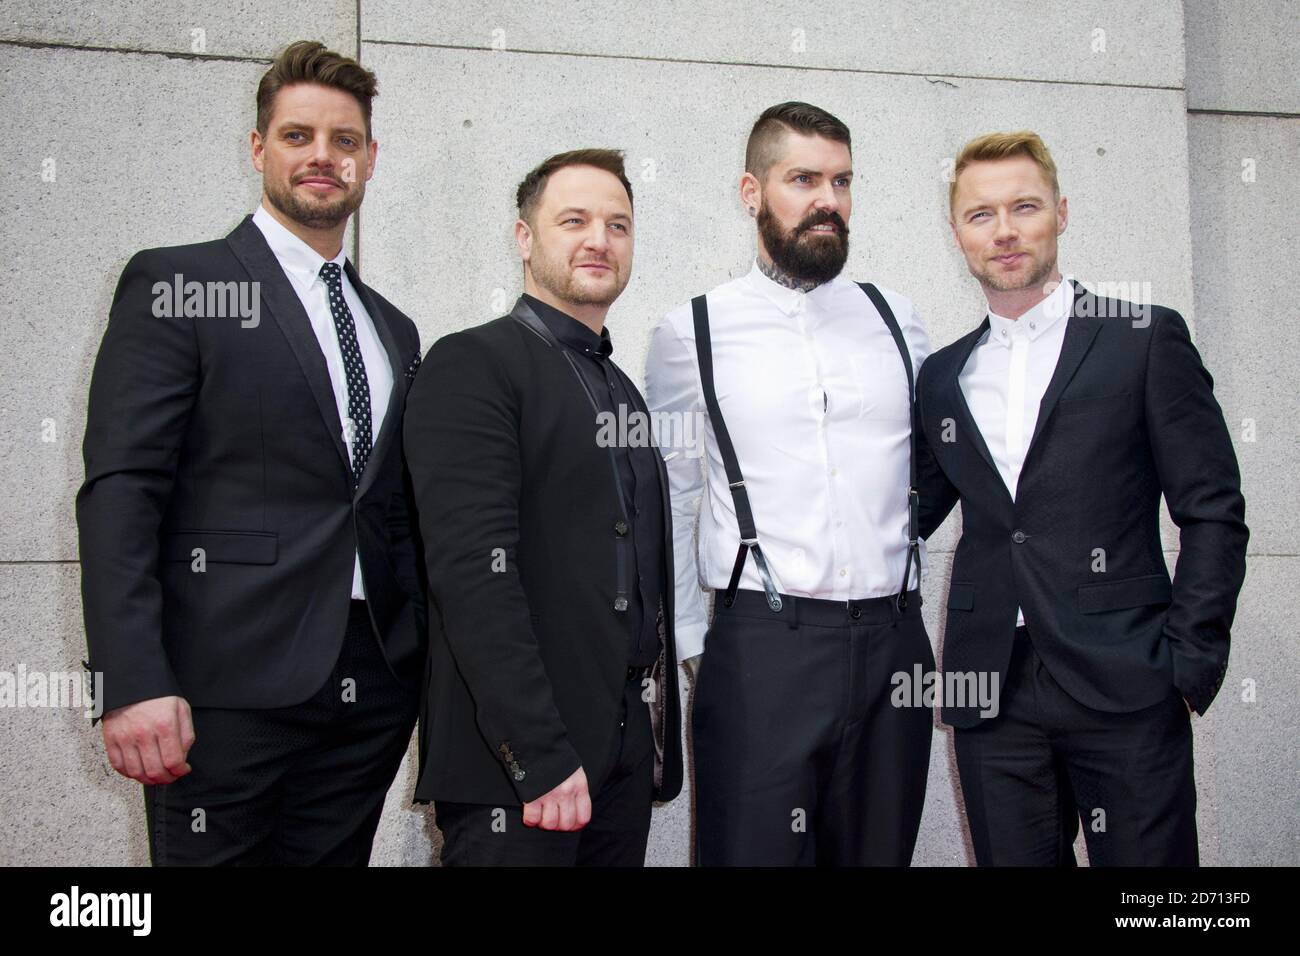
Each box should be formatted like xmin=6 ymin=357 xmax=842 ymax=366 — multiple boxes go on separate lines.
xmin=1 ymin=0 xmax=1294 ymax=868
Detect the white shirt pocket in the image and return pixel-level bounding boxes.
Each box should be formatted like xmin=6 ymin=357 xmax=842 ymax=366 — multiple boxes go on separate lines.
xmin=848 ymin=350 xmax=911 ymax=421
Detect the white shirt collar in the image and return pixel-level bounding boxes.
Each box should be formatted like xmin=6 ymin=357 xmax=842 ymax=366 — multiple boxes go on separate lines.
xmin=746 ymin=258 xmax=845 ymax=316
xmin=252 ymin=202 xmax=347 ymax=286
xmin=987 ymin=275 xmax=1075 ymax=347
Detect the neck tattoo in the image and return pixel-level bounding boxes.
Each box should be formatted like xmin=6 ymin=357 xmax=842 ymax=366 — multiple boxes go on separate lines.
xmin=758 ymin=255 xmax=822 ymax=293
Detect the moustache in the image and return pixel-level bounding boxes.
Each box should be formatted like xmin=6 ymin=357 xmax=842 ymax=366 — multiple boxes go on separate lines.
xmin=797 ymin=210 xmax=849 ymax=236
xmin=293 ymin=174 xmax=346 ymax=188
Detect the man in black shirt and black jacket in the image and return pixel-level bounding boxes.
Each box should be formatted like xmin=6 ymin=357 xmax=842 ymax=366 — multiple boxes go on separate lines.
xmin=404 ymin=149 xmax=682 ymax=866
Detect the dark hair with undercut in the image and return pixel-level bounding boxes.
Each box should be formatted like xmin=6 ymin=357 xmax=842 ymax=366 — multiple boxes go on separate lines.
xmin=745 ymin=101 xmax=852 ymax=182
xmin=256 ymin=41 xmax=379 ymax=142
xmin=515 ymin=148 xmax=634 ymax=225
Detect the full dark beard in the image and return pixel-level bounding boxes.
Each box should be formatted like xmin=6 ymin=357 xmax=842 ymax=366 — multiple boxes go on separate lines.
xmin=757 ymin=202 xmax=850 ymax=287
xmin=265 ymin=174 xmax=364 ymax=230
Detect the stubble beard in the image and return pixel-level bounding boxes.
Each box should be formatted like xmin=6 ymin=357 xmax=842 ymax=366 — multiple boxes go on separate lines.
xmin=265 ymin=172 xmax=365 ymax=230
xmin=976 ymin=249 xmax=1057 ymax=295
xmin=529 ymin=237 xmax=627 ymax=309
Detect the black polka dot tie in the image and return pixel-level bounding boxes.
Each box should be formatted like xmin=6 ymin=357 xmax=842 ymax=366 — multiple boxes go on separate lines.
xmin=319 ymin=262 xmax=372 ymax=490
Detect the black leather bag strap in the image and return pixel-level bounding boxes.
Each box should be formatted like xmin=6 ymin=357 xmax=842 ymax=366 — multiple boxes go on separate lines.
xmin=857 ymin=282 xmax=920 ymax=611
xmin=691 ymin=295 xmax=782 ymax=612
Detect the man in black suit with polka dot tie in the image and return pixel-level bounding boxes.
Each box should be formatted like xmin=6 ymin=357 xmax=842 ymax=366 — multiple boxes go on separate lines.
xmin=77 ymin=41 xmax=425 ymax=865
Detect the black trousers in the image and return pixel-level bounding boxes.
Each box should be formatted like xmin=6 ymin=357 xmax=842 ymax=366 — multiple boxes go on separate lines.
xmin=434 ymin=670 xmax=655 ymax=866
xmin=954 ymin=626 xmax=1198 ymax=867
xmin=693 ymin=588 xmax=934 ymax=866
xmin=143 ymin=600 xmax=418 ymax=866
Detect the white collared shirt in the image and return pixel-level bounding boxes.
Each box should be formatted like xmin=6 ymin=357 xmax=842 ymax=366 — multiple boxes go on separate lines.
xmin=958 ymin=275 xmax=1074 ymax=626
xmin=646 ymin=261 xmax=932 ymax=660
xmin=252 ymin=203 xmax=393 ymax=600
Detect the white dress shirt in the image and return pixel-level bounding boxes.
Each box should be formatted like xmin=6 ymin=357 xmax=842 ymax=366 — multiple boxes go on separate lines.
xmin=645 ymin=261 xmax=933 ymax=661
xmin=957 ymin=275 xmax=1074 ymax=626
xmin=252 ymin=203 xmax=393 ymax=600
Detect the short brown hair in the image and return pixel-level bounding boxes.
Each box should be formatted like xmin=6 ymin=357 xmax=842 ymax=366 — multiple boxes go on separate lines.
xmin=949 ymin=131 xmax=1059 ymax=214
xmin=256 ymin=41 xmax=379 ymax=142
xmin=745 ymin=102 xmax=851 ymax=182
xmin=515 ymin=149 xmax=633 ymax=225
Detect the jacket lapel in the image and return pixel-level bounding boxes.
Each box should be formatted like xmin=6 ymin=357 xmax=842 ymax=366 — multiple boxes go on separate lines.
xmin=345 ymin=259 xmax=405 ymax=501
xmin=510 ymin=296 xmax=555 ymax=347
xmin=946 ymin=317 xmax=1006 ymax=495
xmin=225 ymin=215 xmax=352 ymax=479
xmin=1022 ymin=281 xmax=1103 ymax=461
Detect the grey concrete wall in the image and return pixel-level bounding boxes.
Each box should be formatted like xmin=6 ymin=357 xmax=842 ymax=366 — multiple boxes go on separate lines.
xmin=1183 ymin=0 xmax=1300 ymax=867
xmin=0 ymin=0 xmax=1292 ymax=866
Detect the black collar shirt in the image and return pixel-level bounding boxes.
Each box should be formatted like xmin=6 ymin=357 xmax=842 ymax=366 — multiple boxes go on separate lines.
xmin=523 ymin=294 xmax=666 ymax=668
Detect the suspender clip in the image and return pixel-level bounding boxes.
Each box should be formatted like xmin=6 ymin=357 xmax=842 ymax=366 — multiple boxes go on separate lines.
xmin=907 ymin=486 xmax=920 ymax=543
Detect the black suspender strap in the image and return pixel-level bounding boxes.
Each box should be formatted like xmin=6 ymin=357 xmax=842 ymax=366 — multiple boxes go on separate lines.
xmin=690 ymin=286 xmax=919 ymax=615
xmin=691 ymin=295 xmax=783 ymax=612
xmin=857 ymin=282 xmax=920 ymax=611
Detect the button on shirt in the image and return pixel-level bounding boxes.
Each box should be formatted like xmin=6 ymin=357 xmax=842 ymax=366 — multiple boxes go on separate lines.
xmin=523 ymin=294 xmax=666 ymax=668
xmin=645 ymin=261 xmax=933 ymax=661
xmin=252 ymin=203 xmax=393 ymax=600
xmin=957 ymin=276 xmax=1074 ymax=627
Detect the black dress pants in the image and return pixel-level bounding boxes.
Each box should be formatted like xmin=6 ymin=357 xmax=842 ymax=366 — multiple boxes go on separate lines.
xmin=143 ymin=600 xmax=419 ymax=866
xmin=953 ymin=625 xmax=1198 ymax=866
xmin=434 ymin=670 xmax=655 ymax=866
xmin=693 ymin=588 xmax=934 ymax=866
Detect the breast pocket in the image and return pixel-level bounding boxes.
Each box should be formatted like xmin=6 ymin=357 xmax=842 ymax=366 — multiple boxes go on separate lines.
xmin=848 ymin=350 xmax=910 ymax=421
xmin=1056 ymin=392 xmax=1134 ymax=417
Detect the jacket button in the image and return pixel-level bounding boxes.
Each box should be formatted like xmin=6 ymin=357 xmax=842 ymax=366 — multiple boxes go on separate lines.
xmin=614 ymin=520 xmax=629 ymax=536
xmin=614 ymin=597 xmax=629 ymax=612
xmin=1012 ymin=530 xmax=1027 ymax=544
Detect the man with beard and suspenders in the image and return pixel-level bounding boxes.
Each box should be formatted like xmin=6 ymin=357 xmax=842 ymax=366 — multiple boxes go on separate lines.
xmin=646 ymin=102 xmax=942 ymax=865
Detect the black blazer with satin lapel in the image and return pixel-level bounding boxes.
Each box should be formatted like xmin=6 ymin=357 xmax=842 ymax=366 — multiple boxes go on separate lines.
xmin=916 ymin=282 xmax=1248 ymax=727
xmin=404 ymin=297 xmax=683 ymax=807
xmin=77 ymin=215 xmax=426 ymax=717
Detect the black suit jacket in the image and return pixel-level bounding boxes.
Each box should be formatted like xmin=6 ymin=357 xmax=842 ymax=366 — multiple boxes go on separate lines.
xmin=404 ymin=297 xmax=684 ymax=806
xmin=916 ymin=282 xmax=1248 ymax=727
xmin=77 ymin=215 xmax=426 ymax=717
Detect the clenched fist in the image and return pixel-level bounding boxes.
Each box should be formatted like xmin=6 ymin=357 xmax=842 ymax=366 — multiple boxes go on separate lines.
xmin=101 ymin=695 xmax=196 ymax=785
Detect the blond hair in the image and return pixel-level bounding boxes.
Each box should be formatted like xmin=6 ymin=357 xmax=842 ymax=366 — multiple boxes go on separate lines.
xmin=949 ymin=131 xmax=1059 ymax=214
